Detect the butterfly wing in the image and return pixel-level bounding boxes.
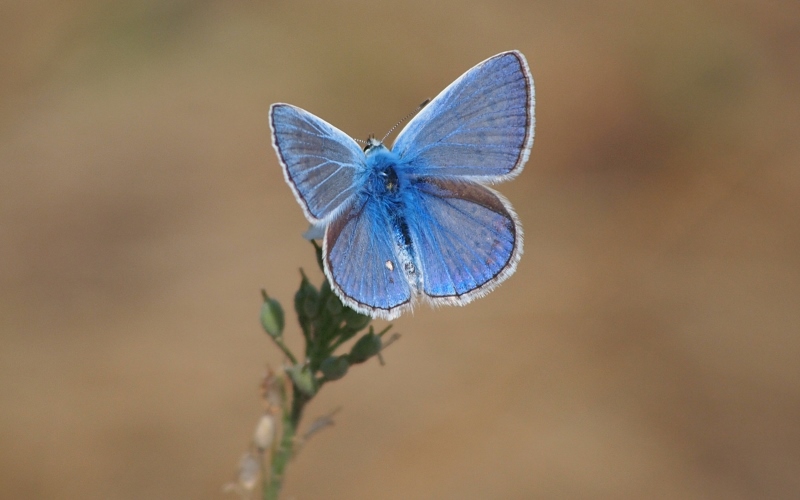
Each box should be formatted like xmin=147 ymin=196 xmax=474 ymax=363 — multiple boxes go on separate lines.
xmin=392 ymin=51 xmax=534 ymax=181
xmin=324 ymin=195 xmax=412 ymax=319
xmin=405 ymin=177 xmax=522 ymax=305
xmin=270 ymin=103 xmax=366 ymax=222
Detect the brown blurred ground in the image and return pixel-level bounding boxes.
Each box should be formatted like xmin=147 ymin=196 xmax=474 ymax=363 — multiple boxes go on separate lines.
xmin=1 ymin=1 xmax=799 ymax=499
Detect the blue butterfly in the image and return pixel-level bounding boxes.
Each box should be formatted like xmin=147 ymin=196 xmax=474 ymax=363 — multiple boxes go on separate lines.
xmin=269 ymin=51 xmax=535 ymax=319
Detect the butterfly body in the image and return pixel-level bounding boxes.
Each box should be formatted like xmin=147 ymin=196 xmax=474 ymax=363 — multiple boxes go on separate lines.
xmin=353 ymin=142 xmax=421 ymax=298
xmin=270 ymin=51 xmax=535 ymax=319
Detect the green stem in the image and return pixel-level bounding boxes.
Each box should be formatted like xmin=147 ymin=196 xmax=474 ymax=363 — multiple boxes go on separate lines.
xmin=264 ymin=386 xmax=309 ymax=500
xmin=271 ymin=337 xmax=298 ymax=365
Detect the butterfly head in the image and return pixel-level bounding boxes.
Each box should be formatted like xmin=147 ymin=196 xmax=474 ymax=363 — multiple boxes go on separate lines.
xmin=363 ymin=135 xmax=385 ymax=154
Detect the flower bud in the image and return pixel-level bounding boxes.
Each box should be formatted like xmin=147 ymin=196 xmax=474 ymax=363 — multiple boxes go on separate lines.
xmin=295 ymin=272 xmax=319 ymax=319
xmin=325 ymin=294 xmax=343 ymax=316
xmin=287 ymin=364 xmax=316 ymax=396
xmin=312 ymin=239 xmax=325 ymax=271
xmin=319 ymin=356 xmax=349 ymax=381
xmin=343 ymin=308 xmax=371 ymax=331
xmin=260 ymin=291 xmax=285 ymax=338
xmin=348 ymin=332 xmax=382 ymax=364
xmin=319 ymin=278 xmax=332 ymax=298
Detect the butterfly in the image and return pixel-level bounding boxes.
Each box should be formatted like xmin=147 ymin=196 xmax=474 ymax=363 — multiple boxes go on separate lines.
xmin=269 ymin=51 xmax=535 ymax=320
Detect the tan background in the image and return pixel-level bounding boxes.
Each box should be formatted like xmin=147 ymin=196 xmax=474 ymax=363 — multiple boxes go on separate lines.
xmin=2 ymin=1 xmax=799 ymax=499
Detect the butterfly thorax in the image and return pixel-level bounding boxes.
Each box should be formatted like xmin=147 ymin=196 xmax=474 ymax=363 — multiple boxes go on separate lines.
xmin=363 ymin=143 xmax=406 ymax=199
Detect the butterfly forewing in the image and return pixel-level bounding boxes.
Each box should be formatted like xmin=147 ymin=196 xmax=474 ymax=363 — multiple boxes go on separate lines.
xmin=392 ymin=51 xmax=534 ymax=181
xmin=270 ymin=104 xmax=366 ymax=222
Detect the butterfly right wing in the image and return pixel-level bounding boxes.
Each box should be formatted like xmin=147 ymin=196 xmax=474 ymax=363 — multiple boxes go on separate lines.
xmin=323 ymin=195 xmax=413 ymax=320
xmin=270 ymin=103 xmax=366 ymax=222
xmin=392 ymin=51 xmax=534 ymax=182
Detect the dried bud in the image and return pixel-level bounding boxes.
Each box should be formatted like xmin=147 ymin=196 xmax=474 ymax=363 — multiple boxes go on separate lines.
xmin=253 ymin=414 xmax=276 ymax=451
xmin=237 ymin=452 xmax=260 ymax=491
xmin=261 ymin=372 xmax=283 ymax=410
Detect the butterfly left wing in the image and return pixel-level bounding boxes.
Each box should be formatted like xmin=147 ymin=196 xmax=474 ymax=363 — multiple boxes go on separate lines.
xmin=405 ymin=177 xmax=522 ymax=304
xmin=324 ymin=195 xmax=413 ymax=319
xmin=270 ymin=103 xmax=366 ymax=223
xmin=392 ymin=51 xmax=534 ymax=182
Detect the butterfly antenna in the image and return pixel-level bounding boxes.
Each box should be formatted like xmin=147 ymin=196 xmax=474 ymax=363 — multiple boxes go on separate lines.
xmin=380 ymin=98 xmax=431 ymax=144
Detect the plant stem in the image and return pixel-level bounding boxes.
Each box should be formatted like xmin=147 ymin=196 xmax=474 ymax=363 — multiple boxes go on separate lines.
xmin=270 ymin=337 xmax=298 ymax=365
xmin=264 ymin=386 xmax=310 ymax=500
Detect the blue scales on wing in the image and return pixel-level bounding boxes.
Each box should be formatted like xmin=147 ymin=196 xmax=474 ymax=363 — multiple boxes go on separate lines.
xmin=323 ymin=196 xmax=413 ymax=316
xmin=392 ymin=51 xmax=534 ymax=181
xmin=405 ymin=178 xmax=521 ymax=304
xmin=270 ymin=103 xmax=366 ymax=222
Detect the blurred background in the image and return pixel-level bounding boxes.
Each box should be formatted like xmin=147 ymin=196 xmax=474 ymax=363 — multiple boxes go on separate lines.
xmin=1 ymin=1 xmax=799 ymax=498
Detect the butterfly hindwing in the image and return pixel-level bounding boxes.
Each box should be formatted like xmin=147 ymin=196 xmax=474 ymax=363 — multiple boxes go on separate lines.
xmin=392 ymin=51 xmax=534 ymax=181
xmin=405 ymin=177 xmax=521 ymax=304
xmin=324 ymin=196 xmax=412 ymax=318
xmin=270 ymin=103 xmax=366 ymax=222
